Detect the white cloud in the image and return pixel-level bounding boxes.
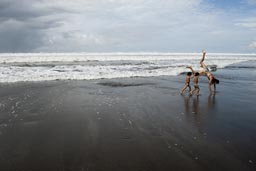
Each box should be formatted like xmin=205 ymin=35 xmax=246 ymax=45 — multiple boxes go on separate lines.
xmin=1 ymin=0 xmax=256 ymax=52
xmin=235 ymin=18 xmax=256 ymax=29
xmin=246 ymin=0 xmax=256 ymax=5
xmin=33 ymin=0 xmax=211 ymax=51
xmin=249 ymin=41 xmax=256 ymax=49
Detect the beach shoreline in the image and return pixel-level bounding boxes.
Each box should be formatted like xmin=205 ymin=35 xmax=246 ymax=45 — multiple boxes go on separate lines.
xmin=0 ymin=75 xmax=256 ymax=171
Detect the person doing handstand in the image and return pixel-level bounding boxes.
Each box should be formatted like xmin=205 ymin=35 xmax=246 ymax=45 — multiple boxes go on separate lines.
xmin=180 ymin=72 xmax=192 ymax=94
xmin=186 ymin=66 xmax=200 ymax=96
xmin=199 ymin=50 xmax=219 ymax=94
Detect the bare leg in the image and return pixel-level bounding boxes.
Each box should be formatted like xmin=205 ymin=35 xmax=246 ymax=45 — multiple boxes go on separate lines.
xmin=188 ymin=85 xmax=191 ymax=92
xmin=190 ymin=88 xmax=195 ymax=95
xmin=200 ymin=50 xmax=206 ymax=65
xmin=199 ymin=50 xmax=210 ymax=74
xmin=180 ymin=84 xmax=188 ymax=94
xmin=196 ymin=88 xmax=200 ymax=96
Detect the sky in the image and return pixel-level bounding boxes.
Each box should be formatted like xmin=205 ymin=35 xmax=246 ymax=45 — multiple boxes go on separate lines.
xmin=0 ymin=0 xmax=256 ymax=53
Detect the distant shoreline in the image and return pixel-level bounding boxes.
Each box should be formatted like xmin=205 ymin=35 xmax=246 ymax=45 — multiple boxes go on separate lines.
xmin=1 ymin=52 xmax=256 ymax=56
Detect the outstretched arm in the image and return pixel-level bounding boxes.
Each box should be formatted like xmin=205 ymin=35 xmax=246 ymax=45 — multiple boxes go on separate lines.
xmin=208 ymin=77 xmax=213 ymax=93
xmin=186 ymin=66 xmax=195 ymax=74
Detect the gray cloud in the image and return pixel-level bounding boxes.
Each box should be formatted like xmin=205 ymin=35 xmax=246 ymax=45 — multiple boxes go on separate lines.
xmin=0 ymin=0 xmax=72 ymax=52
xmin=0 ymin=26 xmax=44 ymax=52
xmin=0 ymin=0 xmax=256 ymax=52
xmin=0 ymin=0 xmax=69 ymax=22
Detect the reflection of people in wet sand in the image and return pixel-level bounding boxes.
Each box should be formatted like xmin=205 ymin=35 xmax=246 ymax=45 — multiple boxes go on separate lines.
xmin=186 ymin=66 xmax=200 ymax=96
xmin=192 ymin=96 xmax=200 ymax=114
xmin=208 ymin=92 xmax=216 ymax=109
xmin=199 ymin=50 xmax=219 ymax=94
xmin=182 ymin=95 xmax=200 ymax=115
xmin=183 ymin=95 xmax=190 ymax=114
xmin=180 ymin=72 xmax=192 ymax=94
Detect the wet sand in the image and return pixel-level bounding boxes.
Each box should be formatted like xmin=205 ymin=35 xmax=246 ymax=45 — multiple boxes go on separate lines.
xmin=0 ymin=74 xmax=256 ymax=171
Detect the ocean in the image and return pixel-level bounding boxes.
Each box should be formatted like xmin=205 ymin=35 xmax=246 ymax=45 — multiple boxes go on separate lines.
xmin=0 ymin=53 xmax=255 ymax=83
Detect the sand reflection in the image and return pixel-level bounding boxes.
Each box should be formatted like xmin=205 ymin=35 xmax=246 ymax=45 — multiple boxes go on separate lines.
xmin=182 ymin=93 xmax=217 ymax=129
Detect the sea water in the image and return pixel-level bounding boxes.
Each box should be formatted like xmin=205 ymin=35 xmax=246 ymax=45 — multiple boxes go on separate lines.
xmin=0 ymin=53 xmax=255 ymax=83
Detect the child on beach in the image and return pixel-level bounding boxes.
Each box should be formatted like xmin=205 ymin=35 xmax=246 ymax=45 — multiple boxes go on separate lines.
xmin=186 ymin=66 xmax=200 ymax=96
xmin=199 ymin=50 xmax=219 ymax=94
xmin=180 ymin=72 xmax=192 ymax=94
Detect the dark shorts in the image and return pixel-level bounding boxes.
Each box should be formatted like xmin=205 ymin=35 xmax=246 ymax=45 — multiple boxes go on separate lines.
xmin=194 ymin=84 xmax=200 ymax=89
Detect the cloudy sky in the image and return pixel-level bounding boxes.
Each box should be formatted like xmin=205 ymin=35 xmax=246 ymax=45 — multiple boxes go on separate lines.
xmin=0 ymin=0 xmax=256 ymax=53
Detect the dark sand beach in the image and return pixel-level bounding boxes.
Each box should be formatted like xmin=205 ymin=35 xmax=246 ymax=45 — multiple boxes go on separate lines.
xmin=0 ymin=70 xmax=256 ymax=171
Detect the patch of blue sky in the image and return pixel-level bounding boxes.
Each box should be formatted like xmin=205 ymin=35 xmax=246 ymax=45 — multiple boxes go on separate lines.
xmin=205 ymin=0 xmax=256 ymax=10
xmin=205 ymin=0 xmax=256 ymax=17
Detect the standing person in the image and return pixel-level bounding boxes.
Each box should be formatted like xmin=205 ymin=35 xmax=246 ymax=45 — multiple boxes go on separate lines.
xmin=180 ymin=72 xmax=192 ymax=94
xmin=186 ymin=66 xmax=200 ymax=96
xmin=199 ymin=50 xmax=219 ymax=94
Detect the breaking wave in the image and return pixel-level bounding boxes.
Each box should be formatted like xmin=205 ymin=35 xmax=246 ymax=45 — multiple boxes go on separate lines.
xmin=0 ymin=53 xmax=255 ymax=83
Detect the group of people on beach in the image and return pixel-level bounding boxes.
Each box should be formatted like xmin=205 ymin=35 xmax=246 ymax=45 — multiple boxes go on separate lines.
xmin=180 ymin=50 xmax=219 ymax=96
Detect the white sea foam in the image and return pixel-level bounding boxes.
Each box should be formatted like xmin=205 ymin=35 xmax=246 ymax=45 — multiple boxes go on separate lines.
xmin=0 ymin=53 xmax=255 ymax=83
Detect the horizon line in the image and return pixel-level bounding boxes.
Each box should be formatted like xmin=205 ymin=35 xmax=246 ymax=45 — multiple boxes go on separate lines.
xmin=0 ymin=52 xmax=256 ymax=55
